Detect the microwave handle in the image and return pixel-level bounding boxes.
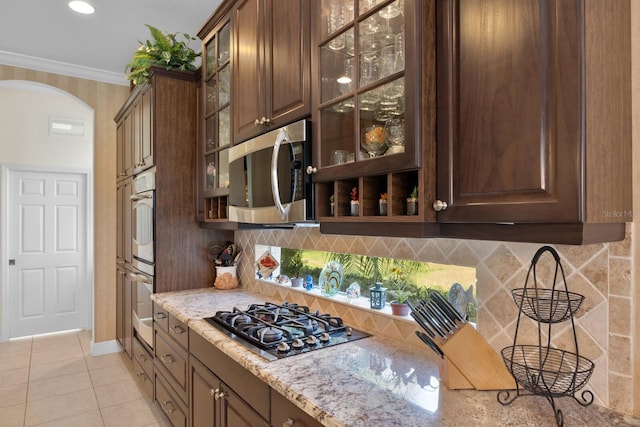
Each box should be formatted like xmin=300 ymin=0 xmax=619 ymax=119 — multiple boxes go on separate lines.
xmin=271 ymin=128 xmax=291 ymax=220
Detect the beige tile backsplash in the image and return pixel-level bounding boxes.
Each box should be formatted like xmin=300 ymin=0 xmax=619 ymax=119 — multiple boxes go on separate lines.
xmin=235 ymin=224 xmax=634 ymax=414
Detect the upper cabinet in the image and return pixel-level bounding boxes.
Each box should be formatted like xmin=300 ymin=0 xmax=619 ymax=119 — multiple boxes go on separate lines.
xmin=197 ymin=0 xmax=312 ymax=227
xmin=435 ymin=0 xmax=631 ymax=243
xmin=233 ymin=0 xmax=311 ymax=143
xmin=312 ymin=0 xmax=437 ymax=234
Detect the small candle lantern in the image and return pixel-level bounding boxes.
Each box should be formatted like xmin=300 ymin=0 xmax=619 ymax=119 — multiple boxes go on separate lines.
xmin=369 ymin=282 xmax=387 ymax=309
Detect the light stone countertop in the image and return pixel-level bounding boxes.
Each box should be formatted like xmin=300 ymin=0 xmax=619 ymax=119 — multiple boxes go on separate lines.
xmin=151 ymin=288 xmax=639 ymax=427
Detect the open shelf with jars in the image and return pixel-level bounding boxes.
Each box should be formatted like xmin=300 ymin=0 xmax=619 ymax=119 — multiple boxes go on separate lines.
xmin=317 ymin=170 xmax=421 ymax=220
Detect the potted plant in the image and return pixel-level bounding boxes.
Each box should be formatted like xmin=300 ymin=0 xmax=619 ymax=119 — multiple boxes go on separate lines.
xmin=125 ymin=24 xmax=200 ymax=86
xmin=406 ymin=185 xmax=418 ymax=215
xmin=389 ymin=267 xmax=413 ymax=316
xmin=287 ymin=249 xmax=305 ymax=287
xmin=379 ymin=193 xmax=388 ymax=216
xmin=350 ymin=186 xmax=359 ymax=216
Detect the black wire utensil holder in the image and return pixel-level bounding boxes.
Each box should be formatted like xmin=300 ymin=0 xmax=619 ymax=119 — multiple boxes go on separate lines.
xmin=497 ymin=246 xmax=595 ymax=427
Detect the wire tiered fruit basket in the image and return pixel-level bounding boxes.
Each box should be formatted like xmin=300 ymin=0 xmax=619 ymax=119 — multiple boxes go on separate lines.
xmin=497 ymin=246 xmax=595 ymax=427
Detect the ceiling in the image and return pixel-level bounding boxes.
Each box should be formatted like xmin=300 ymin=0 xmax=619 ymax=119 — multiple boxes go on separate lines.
xmin=0 ymin=0 xmax=223 ymax=86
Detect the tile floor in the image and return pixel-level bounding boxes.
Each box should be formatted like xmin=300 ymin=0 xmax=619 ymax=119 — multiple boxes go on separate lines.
xmin=0 ymin=330 xmax=169 ymax=427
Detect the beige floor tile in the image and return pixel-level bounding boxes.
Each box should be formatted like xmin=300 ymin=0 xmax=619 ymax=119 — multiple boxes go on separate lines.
xmin=0 ymin=382 xmax=28 ymax=409
xmin=0 ymin=402 xmax=26 ymax=427
xmin=28 ymin=371 xmax=93 ymax=402
xmin=0 ymin=351 xmax=30 ymax=372
xmin=0 ymin=367 xmax=29 ymax=386
xmin=89 ymin=363 xmax=133 ymax=387
xmin=29 ymin=357 xmax=88 ymax=382
xmin=24 ymin=389 xmax=98 ymax=426
xmin=0 ymin=338 xmax=32 ymax=356
xmin=29 ymin=409 xmax=104 ymax=427
xmin=32 ymin=334 xmax=81 ymax=354
xmin=30 ymin=346 xmax=84 ymax=366
xmin=85 ymin=352 xmax=128 ymax=371
xmin=100 ymin=398 xmax=166 ymax=427
xmin=94 ymin=378 xmax=142 ymax=408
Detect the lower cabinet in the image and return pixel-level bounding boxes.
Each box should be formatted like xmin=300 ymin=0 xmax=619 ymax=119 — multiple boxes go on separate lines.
xmin=132 ymin=337 xmax=154 ymax=398
xmin=189 ymin=330 xmax=269 ymax=427
xmin=154 ymin=315 xmax=189 ymax=426
xmin=190 ymin=355 xmax=269 ymax=427
xmin=271 ymin=390 xmax=323 ymax=427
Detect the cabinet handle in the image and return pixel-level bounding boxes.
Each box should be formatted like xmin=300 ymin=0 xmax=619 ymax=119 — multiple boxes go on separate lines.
xmin=160 ymin=354 xmax=175 ymax=364
xmin=214 ymin=389 xmax=227 ymax=400
xmin=136 ymin=372 xmax=148 ymax=382
xmin=254 ymin=118 xmax=261 ymax=126
xmin=155 ymin=312 xmax=167 ymax=320
xmin=283 ymin=419 xmax=294 ymax=427
xmin=263 ymin=117 xmax=272 ymax=125
xmin=305 ymin=166 xmax=317 ymax=175
xmin=170 ymin=325 xmax=186 ymax=334
xmin=432 ymin=200 xmax=448 ymax=212
xmin=135 ymin=354 xmax=147 ymax=363
xmin=209 ymin=388 xmax=218 ymax=398
xmin=160 ymin=400 xmax=175 ymax=414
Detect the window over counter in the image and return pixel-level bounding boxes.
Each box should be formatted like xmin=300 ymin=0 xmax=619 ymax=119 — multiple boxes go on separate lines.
xmin=254 ymin=245 xmax=477 ymax=323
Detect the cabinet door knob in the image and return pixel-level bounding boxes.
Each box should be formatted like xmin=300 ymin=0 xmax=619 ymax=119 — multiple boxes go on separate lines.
xmin=255 ymin=118 xmax=261 ymax=126
xmin=263 ymin=117 xmax=271 ymax=125
xmin=305 ymin=166 xmax=317 ymax=175
xmin=283 ymin=419 xmax=294 ymax=427
xmin=432 ymin=200 xmax=448 ymax=212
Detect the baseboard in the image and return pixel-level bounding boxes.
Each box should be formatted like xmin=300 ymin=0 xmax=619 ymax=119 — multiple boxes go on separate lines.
xmin=90 ymin=339 xmax=122 ymax=356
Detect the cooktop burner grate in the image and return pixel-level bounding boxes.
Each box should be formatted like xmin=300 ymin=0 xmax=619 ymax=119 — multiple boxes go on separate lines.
xmin=204 ymin=301 xmax=370 ymax=360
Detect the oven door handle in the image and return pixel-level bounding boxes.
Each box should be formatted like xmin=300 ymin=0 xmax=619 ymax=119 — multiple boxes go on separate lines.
xmin=130 ymin=194 xmax=153 ymax=201
xmin=271 ymin=127 xmax=291 ymax=221
xmin=128 ymin=272 xmax=153 ymax=285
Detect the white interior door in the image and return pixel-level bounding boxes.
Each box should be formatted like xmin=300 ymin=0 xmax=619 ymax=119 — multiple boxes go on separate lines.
xmin=8 ymin=169 xmax=88 ymax=338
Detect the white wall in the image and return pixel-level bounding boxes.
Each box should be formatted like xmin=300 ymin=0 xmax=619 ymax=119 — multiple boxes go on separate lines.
xmin=0 ymin=83 xmax=93 ymax=167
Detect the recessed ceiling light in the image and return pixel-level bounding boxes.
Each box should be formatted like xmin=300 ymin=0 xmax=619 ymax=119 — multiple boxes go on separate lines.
xmin=68 ymin=1 xmax=95 ymax=14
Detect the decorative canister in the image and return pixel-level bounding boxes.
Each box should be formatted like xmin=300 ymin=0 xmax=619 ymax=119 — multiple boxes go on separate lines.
xmin=214 ymin=265 xmax=238 ymax=289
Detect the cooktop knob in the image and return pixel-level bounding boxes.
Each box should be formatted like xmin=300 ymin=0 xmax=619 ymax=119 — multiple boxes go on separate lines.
xmin=319 ymin=332 xmax=331 ymax=342
xmin=277 ymin=342 xmax=290 ymax=352
xmin=346 ymin=327 xmax=352 ymax=336
xmin=305 ymin=335 xmax=318 ymax=346
xmin=292 ymin=338 xmax=305 ymax=349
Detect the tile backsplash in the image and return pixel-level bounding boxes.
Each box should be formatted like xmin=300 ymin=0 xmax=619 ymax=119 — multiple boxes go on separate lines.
xmin=235 ymin=225 xmax=633 ymax=414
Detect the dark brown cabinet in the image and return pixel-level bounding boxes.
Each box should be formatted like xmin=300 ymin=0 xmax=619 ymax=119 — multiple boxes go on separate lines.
xmin=435 ymin=0 xmax=631 ymax=243
xmin=115 ymin=265 xmax=132 ymax=358
xmin=189 ymin=330 xmax=270 ymax=427
xmin=271 ymin=390 xmax=323 ymax=427
xmin=233 ymin=0 xmax=311 ymax=143
xmin=132 ymin=87 xmax=154 ymax=174
xmin=313 ymin=0 xmax=437 ymax=235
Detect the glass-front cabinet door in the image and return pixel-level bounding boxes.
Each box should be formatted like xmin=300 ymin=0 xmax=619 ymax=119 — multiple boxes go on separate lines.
xmin=314 ymin=0 xmax=421 ymax=179
xmin=201 ymin=18 xmax=232 ymax=221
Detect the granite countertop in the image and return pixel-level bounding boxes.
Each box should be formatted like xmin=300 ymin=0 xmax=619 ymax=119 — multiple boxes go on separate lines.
xmin=152 ymin=288 xmax=639 ymax=427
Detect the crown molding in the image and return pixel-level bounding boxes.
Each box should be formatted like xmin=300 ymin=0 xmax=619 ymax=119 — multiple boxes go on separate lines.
xmin=0 ymin=50 xmax=128 ymax=86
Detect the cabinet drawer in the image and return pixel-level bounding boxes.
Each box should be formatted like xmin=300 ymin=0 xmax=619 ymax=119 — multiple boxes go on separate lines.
xmin=271 ymin=389 xmax=322 ymax=427
xmin=155 ymin=327 xmax=188 ymax=402
xmin=189 ymin=330 xmax=269 ymax=420
xmin=153 ymin=304 xmax=169 ymax=331
xmin=168 ymin=314 xmax=188 ymax=349
xmin=155 ymin=371 xmax=187 ymax=427
xmin=133 ymin=337 xmax=153 ymax=379
xmin=133 ymin=356 xmax=153 ymax=398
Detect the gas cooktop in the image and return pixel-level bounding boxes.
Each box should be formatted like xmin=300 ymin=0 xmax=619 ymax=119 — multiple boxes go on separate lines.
xmin=204 ymin=302 xmax=370 ymax=361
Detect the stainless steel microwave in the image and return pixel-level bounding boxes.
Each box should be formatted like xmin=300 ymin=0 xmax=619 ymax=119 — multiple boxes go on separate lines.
xmin=228 ymin=119 xmax=314 ymax=224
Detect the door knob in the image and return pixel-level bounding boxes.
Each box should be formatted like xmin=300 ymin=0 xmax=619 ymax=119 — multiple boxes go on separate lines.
xmin=432 ymin=200 xmax=448 ymax=211
xmin=305 ymin=166 xmax=317 ymax=175
xmin=8 ymin=259 xmax=15 ymax=266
